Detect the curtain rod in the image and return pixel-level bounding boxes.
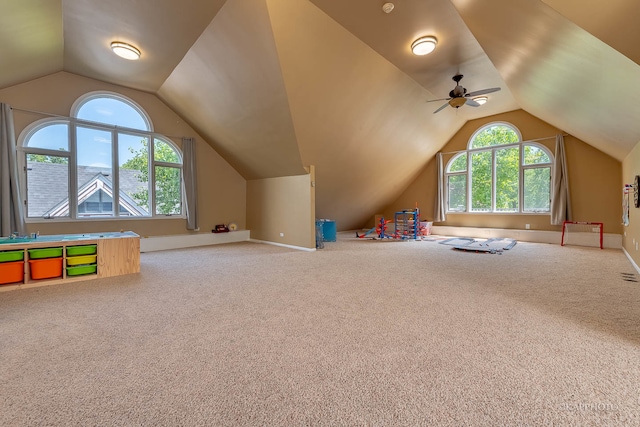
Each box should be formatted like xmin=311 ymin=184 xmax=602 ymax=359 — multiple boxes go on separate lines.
xmin=11 ymin=106 xmax=68 ymax=119
xmin=10 ymin=106 xmax=188 ymax=141
xmin=439 ymin=133 xmax=568 ymax=156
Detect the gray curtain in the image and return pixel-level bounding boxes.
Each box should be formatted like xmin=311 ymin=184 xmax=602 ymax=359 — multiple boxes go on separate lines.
xmin=434 ymin=152 xmax=446 ymax=222
xmin=0 ymin=103 xmax=25 ymax=236
xmin=550 ymin=134 xmax=572 ymax=225
xmin=182 ymin=137 xmax=199 ymax=231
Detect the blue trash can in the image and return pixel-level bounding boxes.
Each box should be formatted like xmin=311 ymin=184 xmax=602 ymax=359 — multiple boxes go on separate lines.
xmin=320 ymin=219 xmax=336 ymax=242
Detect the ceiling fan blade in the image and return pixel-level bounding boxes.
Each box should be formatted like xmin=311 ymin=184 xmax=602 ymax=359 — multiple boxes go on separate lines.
xmin=466 ymin=87 xmax=501 ymax=97
xmin=426 ymin=97 xmax=451 ymax=103
xmin=433 ymin=102 xmax=449 ymax=114
xmin=466 ymin=98 xmax=480 ymax=107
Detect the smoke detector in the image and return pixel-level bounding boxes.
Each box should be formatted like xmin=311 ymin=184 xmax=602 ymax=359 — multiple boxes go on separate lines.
xmin=382 ymin=3 xmax=394 ymax=13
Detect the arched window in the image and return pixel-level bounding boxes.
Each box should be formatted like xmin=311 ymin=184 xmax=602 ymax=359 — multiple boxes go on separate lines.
xmin=73 ymin=92 xmax=151 ymax=131
xmin=19 ymin=92 xmax=183 ymax=219
xmin=445 ymin=122 xmax=552 ymax=214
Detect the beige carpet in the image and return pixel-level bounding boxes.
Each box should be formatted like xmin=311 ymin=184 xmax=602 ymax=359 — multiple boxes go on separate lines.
xmin=1 ymin=233 xmax=639 ymax=426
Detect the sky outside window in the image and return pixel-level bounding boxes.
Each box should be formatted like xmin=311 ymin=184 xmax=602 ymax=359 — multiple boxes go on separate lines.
xmin=28 ymin=123 xmax=69 ymax=151
xmin=76 ymin=97 xmax=150 ymax=167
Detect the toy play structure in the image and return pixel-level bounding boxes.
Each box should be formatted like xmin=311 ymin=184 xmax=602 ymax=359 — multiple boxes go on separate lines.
xmin=394 ymin=210 xmax=419 ymax=240
xmin=356 ymin=205 xmax=432 ymax=241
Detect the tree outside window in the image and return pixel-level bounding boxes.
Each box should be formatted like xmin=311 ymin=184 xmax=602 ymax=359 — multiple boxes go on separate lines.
xmin=445 ymin=123 xmax=552 ymax=213
xmin=121 ymin=138 xmax=182 ymax=215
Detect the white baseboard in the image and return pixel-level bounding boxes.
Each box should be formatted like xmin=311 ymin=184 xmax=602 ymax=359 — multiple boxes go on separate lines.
xmin=140 ymin=230 xmax=250 ymax=252
xmin=249 ymin=238 xmax=316 ymax=252
xmin=622 ymin=247 xmax=640 ymax=274
xmin=431 ymin=225 xmax=622 ymax=249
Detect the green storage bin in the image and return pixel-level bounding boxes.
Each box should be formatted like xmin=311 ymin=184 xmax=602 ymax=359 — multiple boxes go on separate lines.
xmin=28 ymin=247 xmax=63 ymax=259
xmin=66 ymin=264 xmax=97 ymax=276
xmin=66 ymin=244 xmax=97 ymax=256
xmin=0 ymin=250 xmax=24 ymax=263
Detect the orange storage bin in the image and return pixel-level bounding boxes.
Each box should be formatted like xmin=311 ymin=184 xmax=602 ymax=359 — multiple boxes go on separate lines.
xmin=0 ymin=261 xmax=24 ymax=285
xmin=29 ymin=258 xmax=63 ymax=280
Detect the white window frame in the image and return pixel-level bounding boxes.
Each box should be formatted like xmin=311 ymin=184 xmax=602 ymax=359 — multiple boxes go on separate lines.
xmin=444 ymin=122 xmax=553 ymax=214
xmin=18 ymin=92 xmax=185 ymax=222
xmin=446 ymin=153 xmax=467 ymax=213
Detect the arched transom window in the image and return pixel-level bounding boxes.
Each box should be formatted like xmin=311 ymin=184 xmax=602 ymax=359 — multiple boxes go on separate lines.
xmin=19 ymin=92 xmax=183 ymax=220
xmin=445 ymin=122 xmax=553 ymax=214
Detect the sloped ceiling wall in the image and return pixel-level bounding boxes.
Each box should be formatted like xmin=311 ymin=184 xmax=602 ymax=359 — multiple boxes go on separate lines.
xmin=158 ymin=0 xmax=305 ymax=180
xmin=541 ymin=0 xmax=640 ymax=65
xmin=307 ymin=0 xmax=519 ymax=117
xmin=63 ymin=0 xmax=226 ymax=92
xmin=0 ymin=1 xmax=63 ymax=87
xmin=451 ymin=0 xmax=640 ymax=160
xmin=266 ymin=0 xmax=463 ymax=228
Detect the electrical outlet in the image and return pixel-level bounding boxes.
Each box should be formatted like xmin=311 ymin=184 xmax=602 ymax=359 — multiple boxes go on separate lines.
xmin=279 ymin=232 xmax=284 ymax=237
xmin=525 ymin=224 xmax=530 ymax=230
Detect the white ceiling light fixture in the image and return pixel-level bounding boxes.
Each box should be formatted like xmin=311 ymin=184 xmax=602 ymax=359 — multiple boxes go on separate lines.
xmin=473 ymin=96 xmax=488 ymax=105
xmin=110 ymin=41 xmax=141 ymax=60
xmin=411 ymin=36 xmax=437 ymax=56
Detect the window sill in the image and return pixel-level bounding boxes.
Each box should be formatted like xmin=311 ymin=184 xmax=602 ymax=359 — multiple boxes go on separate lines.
xmin=445 ymin=211 xmax=551 ymax=215
xmin=25 ymin=215 xmax=186 ymax=224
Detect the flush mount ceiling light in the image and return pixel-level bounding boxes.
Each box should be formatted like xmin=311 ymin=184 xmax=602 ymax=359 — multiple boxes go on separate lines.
xmin=473 ymin=96 xmax=488 ymax=105
xmin=110 ymin=41 xmax=141 ymax=60
xmin=411 ymin=36 xmax=437 ymax=56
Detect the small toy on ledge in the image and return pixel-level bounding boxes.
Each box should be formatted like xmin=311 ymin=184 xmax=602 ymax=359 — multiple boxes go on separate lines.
xmin=212 ymin=224 xmax=229 ymax=233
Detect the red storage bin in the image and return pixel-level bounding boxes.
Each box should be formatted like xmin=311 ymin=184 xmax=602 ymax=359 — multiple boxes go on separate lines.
xmin=0 ymin=261 xmax=24 ymax=285
xmin=29 ymin=258 xmax=63 ymax=280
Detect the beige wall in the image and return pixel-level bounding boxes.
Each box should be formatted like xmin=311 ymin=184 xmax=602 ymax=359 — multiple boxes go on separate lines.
xmin=0 ymin=71 xmax=246 ymax=237
xmin=246 ymin=167 xmax=316 ymax=249
xmin=622 ymin=142 xmax=640 ymax=264
xmin=382 ymin=110 xmax=622 ymax=234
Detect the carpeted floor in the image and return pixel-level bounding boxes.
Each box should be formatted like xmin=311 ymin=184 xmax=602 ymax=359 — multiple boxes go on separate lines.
xmin=1 ymin=233 xmax=639 ymax=426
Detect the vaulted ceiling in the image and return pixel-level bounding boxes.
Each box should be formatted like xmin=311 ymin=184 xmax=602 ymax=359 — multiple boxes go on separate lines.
xmin=1 ymin=0 xmax=639 ymax=230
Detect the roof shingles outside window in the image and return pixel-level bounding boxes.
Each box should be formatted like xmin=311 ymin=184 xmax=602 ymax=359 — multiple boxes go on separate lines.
xmin=27 ymin=162 xmax=147 ymax=218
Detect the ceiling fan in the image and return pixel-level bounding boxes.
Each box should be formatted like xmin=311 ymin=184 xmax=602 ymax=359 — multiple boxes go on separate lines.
xmin=428 ymin=74 xmax=501 ymax=114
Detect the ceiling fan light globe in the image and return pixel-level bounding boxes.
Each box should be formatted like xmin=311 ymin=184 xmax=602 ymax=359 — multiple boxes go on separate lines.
xmin=473 ymin=96 xmax=488 ymax=105
xmin=449 ymin=97 xmax=467 ymax=108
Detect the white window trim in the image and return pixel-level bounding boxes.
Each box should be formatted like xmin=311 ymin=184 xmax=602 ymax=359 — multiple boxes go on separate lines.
xmin=18 ymin=93 xmax=185 ymax=222
xmin=444 ymin=122 xmax=553 ymax=215
xmin=71 ymin=90 xmax=154 ymax=132
xmin=468 ymin=121 xmax=523 ymax=149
